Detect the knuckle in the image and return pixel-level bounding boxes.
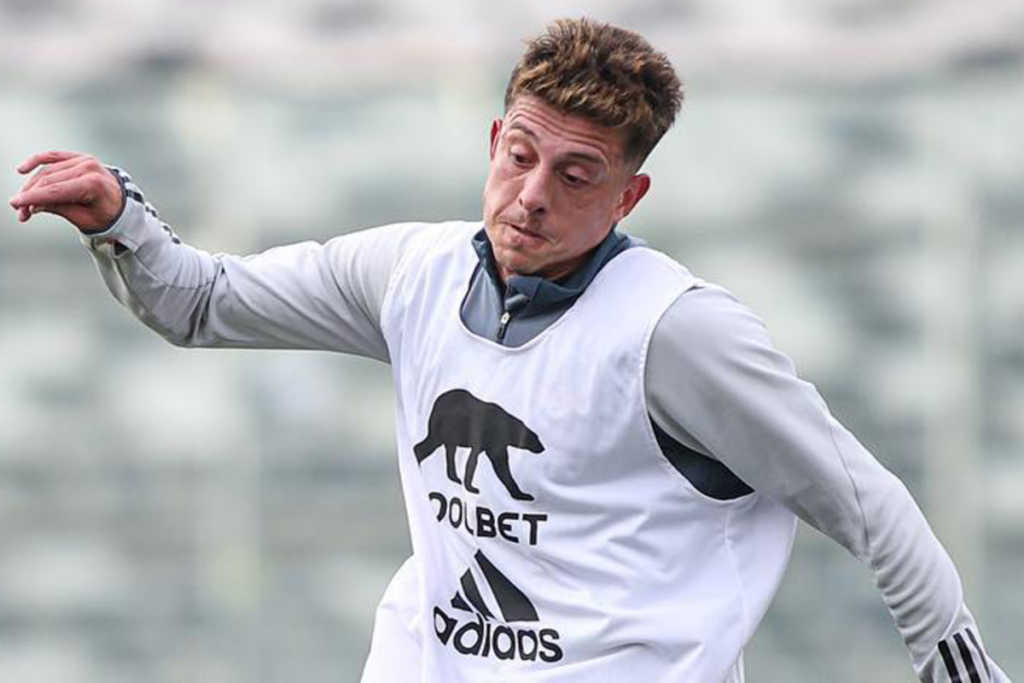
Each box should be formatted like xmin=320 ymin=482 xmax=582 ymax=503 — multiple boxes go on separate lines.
xmin=86 ymin=176 xmax=108 ymax=200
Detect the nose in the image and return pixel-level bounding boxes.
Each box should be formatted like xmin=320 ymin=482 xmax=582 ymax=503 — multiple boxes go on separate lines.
xmin=518 ymin=167 xmax=552 ymax=216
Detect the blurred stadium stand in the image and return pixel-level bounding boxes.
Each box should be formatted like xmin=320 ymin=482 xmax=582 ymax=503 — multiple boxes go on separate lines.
xmin=1 ymin=0 xmax=1022 ymax=680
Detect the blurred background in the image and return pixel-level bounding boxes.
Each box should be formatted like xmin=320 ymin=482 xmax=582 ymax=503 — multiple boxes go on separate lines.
xmin=1 ymin=0 xmax=1022 ymax=680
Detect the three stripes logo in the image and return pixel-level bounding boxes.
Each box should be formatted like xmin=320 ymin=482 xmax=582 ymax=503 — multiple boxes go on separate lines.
xmin=937 ymin=628 xmax=992 ymax=683
xmin=433 ymin=550 xmax=563 ymax=663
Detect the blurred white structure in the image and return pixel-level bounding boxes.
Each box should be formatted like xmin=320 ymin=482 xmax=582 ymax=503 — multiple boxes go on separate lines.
xmin=1 ymin=1 xmax=1022 ymax=681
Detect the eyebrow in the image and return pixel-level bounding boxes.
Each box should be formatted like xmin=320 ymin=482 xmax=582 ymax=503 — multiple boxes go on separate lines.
xmin=506 ymin=122 xmax=608 ymax=167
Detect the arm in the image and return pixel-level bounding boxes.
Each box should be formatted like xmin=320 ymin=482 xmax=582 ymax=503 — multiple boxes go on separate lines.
xmin=645 ymin=285 xmax=1009 ymax=683
xmin=10 ymin=151 xmax=419 ymax=361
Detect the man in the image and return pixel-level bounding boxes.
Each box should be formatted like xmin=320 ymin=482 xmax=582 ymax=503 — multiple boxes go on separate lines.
xmin=8 ymin=18 xmax=1009 ymax=683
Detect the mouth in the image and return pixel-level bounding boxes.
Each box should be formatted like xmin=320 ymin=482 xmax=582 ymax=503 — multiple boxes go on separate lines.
xmin=506 ymin=222 xmax=547 ymax=242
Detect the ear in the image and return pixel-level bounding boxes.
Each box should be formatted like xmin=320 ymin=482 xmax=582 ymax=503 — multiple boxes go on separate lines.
xmin=489 ymin=118 xmax=503 ymax=160
xmin=613 ymin=173 xmax=652 ymax=223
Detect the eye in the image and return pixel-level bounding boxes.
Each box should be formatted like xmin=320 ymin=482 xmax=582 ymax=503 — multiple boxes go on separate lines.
xmin=562 ymin=171 xmax=587 ymax=187
xmin=509 ymin=149 xmax=531 ymax=166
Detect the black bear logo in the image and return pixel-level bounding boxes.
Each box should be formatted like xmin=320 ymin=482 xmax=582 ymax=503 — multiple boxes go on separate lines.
xmin=414 ymin=389 xmax=544 ymax=501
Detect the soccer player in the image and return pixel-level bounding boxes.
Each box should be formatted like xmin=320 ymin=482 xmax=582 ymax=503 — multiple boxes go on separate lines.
xmin=9 ymin=18 xmax=1010 ymax=683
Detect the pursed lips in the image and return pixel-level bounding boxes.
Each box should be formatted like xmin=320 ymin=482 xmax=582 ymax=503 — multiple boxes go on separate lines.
xmin=505 ymin=221 xmax=548 ymax=242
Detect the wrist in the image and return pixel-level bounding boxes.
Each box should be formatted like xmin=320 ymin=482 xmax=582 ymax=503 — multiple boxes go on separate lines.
xmin=80 ymin=167 xmax=128 ymax=235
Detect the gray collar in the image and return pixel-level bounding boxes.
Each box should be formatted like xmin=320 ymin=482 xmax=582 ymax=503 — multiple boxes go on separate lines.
xmin=462 ymin=226 xmax=637 ymax=345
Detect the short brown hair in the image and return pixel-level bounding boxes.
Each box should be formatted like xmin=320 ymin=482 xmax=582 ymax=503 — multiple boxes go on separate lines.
xmin=504 ymin=18 xmax=683 ymax=166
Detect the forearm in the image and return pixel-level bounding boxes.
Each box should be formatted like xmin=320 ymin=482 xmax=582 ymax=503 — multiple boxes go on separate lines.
xmin=82 ymin=168 xmax=407 ymax=361
xmin=828 ymin=418 xmax=1008 ymax=683
xmin=83 ymin=173 xmax=223 ymax=348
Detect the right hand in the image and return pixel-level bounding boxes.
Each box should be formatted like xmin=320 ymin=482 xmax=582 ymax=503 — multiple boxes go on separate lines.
xmin=9 ymin=150 xmax=125 ymax=233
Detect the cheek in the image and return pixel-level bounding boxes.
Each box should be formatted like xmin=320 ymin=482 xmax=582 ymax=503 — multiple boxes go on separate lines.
xmin=561 ymin=196 xmax=603 ymax=229
xmin=558 ymin=200 xmax=615 ymax=248
xmin=494 ymin=161 xmax=524 ymax=188
xmin=484 ymin=170 xmax=519 ymax=209
xmin=482 ymin=172 xmax=502 ymax=211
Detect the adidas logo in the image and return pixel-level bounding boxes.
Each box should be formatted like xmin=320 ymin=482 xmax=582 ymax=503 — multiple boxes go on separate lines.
xmin=432 ymin=550 xmax=563 ymax=663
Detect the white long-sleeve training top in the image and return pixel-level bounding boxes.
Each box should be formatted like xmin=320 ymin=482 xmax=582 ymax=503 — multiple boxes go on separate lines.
xmin=78 ymin=169 xmax=1008 ymax=682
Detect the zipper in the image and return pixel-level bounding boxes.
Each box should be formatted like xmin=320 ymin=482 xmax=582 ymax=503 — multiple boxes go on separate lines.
xmin=497 ymin=311 xmax=512 ymax=342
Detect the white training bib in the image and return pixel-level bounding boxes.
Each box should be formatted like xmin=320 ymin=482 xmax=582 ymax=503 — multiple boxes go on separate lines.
xmin=366 ymin=222 xmax=796 ymax=682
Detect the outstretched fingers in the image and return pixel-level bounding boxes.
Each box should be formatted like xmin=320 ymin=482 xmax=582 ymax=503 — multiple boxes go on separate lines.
xmin=12 ymin=177 xmax=98 ymax=215
xmin=12 ymin=153 xmax=92 ymax=221
xmin=20 ymin=159 xmax=94 ymax=198
xmin=17 ymin=150 xmax=83 ymax=175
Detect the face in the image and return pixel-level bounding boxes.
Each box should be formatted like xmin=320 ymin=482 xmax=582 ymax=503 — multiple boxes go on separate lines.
xmin=482 ymin=96 xmax=651 ymax=282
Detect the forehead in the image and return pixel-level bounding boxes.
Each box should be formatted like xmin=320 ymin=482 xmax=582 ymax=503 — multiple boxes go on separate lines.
xmin=503 ymin=96 xmax=626 ymax=165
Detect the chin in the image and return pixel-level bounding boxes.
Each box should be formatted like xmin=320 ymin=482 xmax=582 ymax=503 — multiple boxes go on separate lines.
xmin=494 ymin=251 xmax=538 ymax=279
